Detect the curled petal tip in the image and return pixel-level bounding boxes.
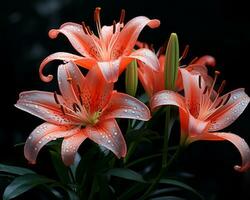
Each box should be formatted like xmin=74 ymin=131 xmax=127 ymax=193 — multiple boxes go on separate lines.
xmin=234 ymin=163 xmax=250 ymax=172
xmin=40 ymin=74 xmax=53 ymax=83
xmin=148 ymin=19 xmax=161 ymax=28
xmin=48 ymin=29 xmax=59 ymax=39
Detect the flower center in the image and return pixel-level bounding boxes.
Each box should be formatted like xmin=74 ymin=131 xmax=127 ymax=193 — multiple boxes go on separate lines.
xmin=88 ymin=111 xmax=101 ymax=125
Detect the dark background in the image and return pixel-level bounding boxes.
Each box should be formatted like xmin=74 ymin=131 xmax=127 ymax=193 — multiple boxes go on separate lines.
xmin=1 ymin=0 xmax=250 ymax=199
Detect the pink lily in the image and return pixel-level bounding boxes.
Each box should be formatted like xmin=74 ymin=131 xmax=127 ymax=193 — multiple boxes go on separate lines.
xmin=151 ymin=69 xmax=250 ymax=172
xmin=15 ymin=62 xmax=151 ymax=166
xmin=39 ymin=8 xmax=160 ymax=83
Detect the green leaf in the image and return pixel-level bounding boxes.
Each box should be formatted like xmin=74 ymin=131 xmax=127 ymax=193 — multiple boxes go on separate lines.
xmin=3 ymin=174 xmax=56 ymax=200
xmin=49 ymin=150 xmax=71 ymax=184
xmin=125 ymin=59 xmax=138 ymax=97
xmin=159 ymin=179 xmax=204 ymax=200
xmin=118 ymin=182 xmax=146 ymax=200
xmin=150 ymin=196 xmax=186 ymax=200
xmin=164 ymin=33 xmax=179 ymax=90
xmin=107 ymin=168 xmax=146 ymax=183
xmin=0 ymin=164 xmax=35 ymax=175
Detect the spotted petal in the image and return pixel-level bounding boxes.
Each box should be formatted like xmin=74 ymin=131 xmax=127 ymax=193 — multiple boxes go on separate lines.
xmin=24 ymin=123 xmax=79 ymax=164
xmin=39 ymin=52 xmax=96 ymax=82
xmin=86 ymin=119 xmax=127 ymax=158
xmin=15 ymin=91 xmax=80 ymax=125
xmin=102 ymin=91 xmax=151 ymax=121
xmin=197 ymin=132 xmax=250 ymax=172
xmin=61 ymin=131 xmax=87 ymax=166
xmin=112 ymin=16 xmax=160 ymax=55
xmin=208 ymin=88 xmax=250 ymax=131
xmin=49 ymin=22 xmax=100 ymax=58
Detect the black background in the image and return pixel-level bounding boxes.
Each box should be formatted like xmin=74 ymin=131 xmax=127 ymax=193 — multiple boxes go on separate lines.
xmin=1 ymin=0 xmax=250 ymax=199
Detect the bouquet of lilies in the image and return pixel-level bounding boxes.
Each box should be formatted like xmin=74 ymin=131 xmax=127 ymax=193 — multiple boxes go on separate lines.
xmin=1 ymin=7 xmax=250 ymax=200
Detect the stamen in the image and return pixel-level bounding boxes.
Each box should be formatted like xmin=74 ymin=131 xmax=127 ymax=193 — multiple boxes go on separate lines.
xmin=189 ymin=57 xmax=198 ymax=65
xmin=53 ymin=91 xmax=60 ymax=104
xmin=215 ymin=98 xmax=224 ymax=109
xmin=217 ymin=80 xmax=226 ymax=94
xmin=180 ymin=45 xmax=189 ymax=61
xmin=113 ymin=20 xmax=116 ymax=34
xmin=60 ymin=105 xmax=65 ymax=115
xmin=94 ymin=7 xmax=102 ymax=37
xmin=81 ymin=21 xmax=88 ymax=35
xmin=86 ymin=26 xmax=93 ymax=35
xmin=208 ymin=70 xmax=220 ymax=97
xmin=223 ymin=93 xmax=231 ymax=105
xmin=119 ymin=9 xmax=125 ymax=24
xmin=198 ymin=75 xmax=202 ymax=89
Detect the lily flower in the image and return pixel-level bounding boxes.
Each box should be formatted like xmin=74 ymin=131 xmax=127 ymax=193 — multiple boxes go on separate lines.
xmin=137 ymin=41 xmax=215 ymax=97
xmin=39 ymin=8 xmax=160 ymax=83
xmin=151 ymin=69 xmax=250 ymax=172
xmin=15 ymin=62 xmax=151 ymax=166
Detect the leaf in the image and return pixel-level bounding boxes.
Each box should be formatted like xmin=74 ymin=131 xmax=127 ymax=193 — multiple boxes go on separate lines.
xmin=159 ymin=179 xmax=204 ymax=200
xmin=150 ymin=196 xmax=186 ymax=200
xmin=118 ymin=182 xmax=146 ymax=200
xmin=49 ymin=150 xmax=71 ymax=184
xmin=107 ymin=168 xmax=146 ymax=183
xmin=3 ymin=174 xmax=56 ymax=200
xmin=0 ymin=164 xmax=35 ymax=175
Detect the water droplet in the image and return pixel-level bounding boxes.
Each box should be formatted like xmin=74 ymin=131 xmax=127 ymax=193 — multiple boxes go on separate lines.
xmin=233 ymin=96 xmax=237 ymax=100
xmin=28 ymin=136 xmax=32 ymax=140
xmin=107 ymin=140 xmax=111 ymax=143
xmin=114 ymin=132 xmax=118 ymax=135
xmin=132 ymin=111 xmax=135 ymax=114
xmin=38 ymin=141 xmax=42 ymax=144
xmin=34 ymin=147 xmax=38 ymax=151
xmin=124 ymin=109 xmax=128 ymax=113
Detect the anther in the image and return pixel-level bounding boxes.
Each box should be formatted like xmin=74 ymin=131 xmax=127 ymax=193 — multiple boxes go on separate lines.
xmin=94 ymin=7 xmax=101 ymax=22
xmin=203 ymin=86 xmax=208 ymax=94
xmin=60 ymin=105 xmax=65 ymax=115
xmin=73 ymin=103 xmax=81 ymax=112
xmin=65 ymin=67 xmax=72 ymax=82
xmin=53 ymin=91 xmax=60 ymax=104
xmin=198 ymin=75 xmax=202 ymax=89
xmin=119 ymin=9 xmax=125 ymax=24
xmin=113 ymin=20 xmax=116 ymax=34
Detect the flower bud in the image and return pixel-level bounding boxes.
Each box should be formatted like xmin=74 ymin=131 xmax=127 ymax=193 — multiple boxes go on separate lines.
xmin=164 ymin=33 xmax=179 ymax=90
xmin=125 ymin=60 xmax=138 ymax=97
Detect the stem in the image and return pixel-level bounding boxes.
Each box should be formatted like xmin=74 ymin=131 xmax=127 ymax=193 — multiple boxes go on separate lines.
xmin=139 ymin=106 xmax=175 ymax=200
xmin=125 ymin=153 xmax=162 ymax=168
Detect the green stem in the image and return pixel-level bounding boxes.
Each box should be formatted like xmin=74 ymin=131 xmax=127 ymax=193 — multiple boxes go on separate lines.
xmin=139 ymin=106 xmax=176 ymax=200
xmin=125 ymin=153 xmax=162 ymax=168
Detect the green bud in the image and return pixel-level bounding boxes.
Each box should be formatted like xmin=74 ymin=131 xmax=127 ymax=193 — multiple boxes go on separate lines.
xmin=125 ymin=60 xmax=138 ymax=97
xmin=164 ymin=33 xmax=179 ymax=90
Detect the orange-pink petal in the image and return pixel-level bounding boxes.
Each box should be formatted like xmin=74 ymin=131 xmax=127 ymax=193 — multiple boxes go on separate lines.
xmin=179 ymin=68 xmax=205 ymax=117
xmin=86 ymin=119 xmax=127 ymax=158
xmin=194 ymin=55 xmax=216 ymax=67
xmin=208 ymin=88 xmax=250 ymax=131
xmin=49 ymin=22 xmax=100 ymax=59
xmin=15 ymin=91 xmax=80 ymax=125
xmin=97 ymin=60 xmax=121 ymax=83
xmin=121 ymin=48 xmax=160 ymax=73
xmin=84 ymin=67 xmax=114 ymax=113
xmin=24 ymin=123 xmax=79 ymax=164
xmin=112 ymin=16 xmax=160 ymax=57
xmin=61 ymin=130 xmax=87 ymax=166
xmin=150 ymin=90 xmax=188 ymax=113
xmin=201 ymin=132 xmax=250 ymax=172
xmin=102 ymin=91 xmax=151 ymax=121
xmin=39 ymin=52 xmax=95 ymax=82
